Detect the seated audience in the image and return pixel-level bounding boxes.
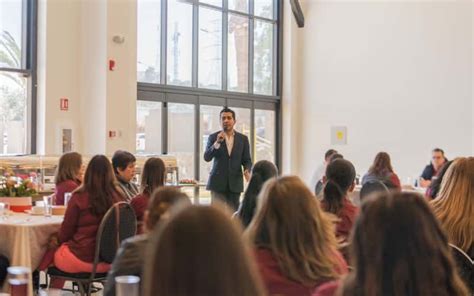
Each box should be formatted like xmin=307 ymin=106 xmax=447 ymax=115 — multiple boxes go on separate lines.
xmin=104 ymin=187 xmax=190 ymax=296
xmin=143 ymin=205 xmax=265 ymax=296
xmin=425 ymin=160 xmax=453 ymax=200
xmin=236 ymin=160 xmax=278 ymax=228
xmin=53 ymin=155 xmax=125 ymax=277
xmin=431 ymin=157 xmax=474 ymax=258
xmin=112 ymin=150 xmax=139 ymax=201
xmin=339 ymin=192 xmax=468 ymax=296
xmin=246 ymin=176 xmax=348 ymax=296
xmin=359 ymin=180 xmax=389 ymax=203
xmin=130 ymin=157 xmax=166 ymax=233
xmin=362 ymin=152 xmax=401 ymax=190
xmin=321 ymin=159 xmax=359 ymax=243
xmin=420 ymin=148 xmax=447 ymax=188
xmin=54 ymin=152 xmax=83 ymax=205
xmin=310 ymin=149 xmax=338 ymax=194
xmin=0 ymin=254 xmax=8 ymax=289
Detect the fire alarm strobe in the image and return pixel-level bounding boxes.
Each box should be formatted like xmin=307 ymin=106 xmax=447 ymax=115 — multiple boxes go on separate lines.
xmin=60 ymin=98 xmax=69 ymax=111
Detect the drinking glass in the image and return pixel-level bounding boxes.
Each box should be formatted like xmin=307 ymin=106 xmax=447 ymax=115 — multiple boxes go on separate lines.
xmin=115 ymin=275 xmax=140 ymax=296
xmin=8 ymin=266 xmax=30 ymax=296
xmin=64 ymin=192 xmax=72 ymax=206
xmin=43 ymin=195 xmax=53 ymax=217
xmin=0 ymin=202 xmax=10 ymax=220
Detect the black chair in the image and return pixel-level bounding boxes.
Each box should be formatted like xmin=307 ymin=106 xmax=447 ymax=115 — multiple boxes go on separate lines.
xmin=360 ymin=180 xmax=389 ymax=202
xmin=0 ymin=254 xmax=9 ymax=289
xmin=47 ymin=202 xmax=136 ymax=296
xmin=449 ymin=244 xmax=474 ymax=293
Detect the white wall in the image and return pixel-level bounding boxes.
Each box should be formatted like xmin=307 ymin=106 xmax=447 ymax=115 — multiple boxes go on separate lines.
xmin=282 ymin=0 xmax=473 ymax=183
xmin=37 ymin=0 xmax=82 ymax=155
xmin=37 ymin=0 xmax=137 ymax=156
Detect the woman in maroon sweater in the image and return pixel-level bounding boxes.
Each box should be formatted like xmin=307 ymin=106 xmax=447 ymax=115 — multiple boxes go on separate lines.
xmin=130 ymin=157 xmax=166 ymax=234
xmin=246 ymin=176 xmax=348 ymax=296
xmin=320 ymin=159 xmax=359 ymax=243
xmin=53 ymin=155 xmax=125 ymax=274
xmin=54 ymin=152 xmax=84 ymax=205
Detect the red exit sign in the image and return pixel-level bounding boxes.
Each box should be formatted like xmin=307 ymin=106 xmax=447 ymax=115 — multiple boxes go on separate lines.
xmin=60 ymin=98 xmax=69 ymax=111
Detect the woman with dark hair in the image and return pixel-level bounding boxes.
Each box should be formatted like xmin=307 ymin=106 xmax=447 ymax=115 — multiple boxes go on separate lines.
xmin=321 ymin=159 xmax=358 ymax=243
xmin=143 ymin=205 xmax=265 ymax=296
xmin=131 ymin=157 xmax=166 ymax=233
xmin=53 ymin=155 xmax=125 ymax=275
xmin=247 ymin=176 xmax=348 ymax=296
xmin=339 ymin=192 xmax=468 ymax=296
xmin=236 ymin=160 xmax=278 ymax=228
xmin=425 ymin=160 xmax=453 ymax=200
xmin=362 ymin=152 xmax=401 ymax=190
xmin=54 ymin=152 xmax=84 ymax=205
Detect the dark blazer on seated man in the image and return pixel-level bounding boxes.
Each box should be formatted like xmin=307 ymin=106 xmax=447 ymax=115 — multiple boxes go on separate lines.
xmin=204 ymin=108 xmax=252 ymax=210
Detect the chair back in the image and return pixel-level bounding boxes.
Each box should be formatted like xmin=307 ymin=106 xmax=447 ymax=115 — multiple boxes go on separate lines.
xmin=360 ymin=180 xmax=389 ymax=202
xmin=449 ymin=244 xmax=474 ymax=292
xmin=96 ymin=202 xmax=137 ymax=264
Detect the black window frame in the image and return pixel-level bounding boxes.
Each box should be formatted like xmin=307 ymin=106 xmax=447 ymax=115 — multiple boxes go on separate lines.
xmin=0 ymin=0 xmax=38 ymax=154
xmin=137 ymin=0 xmax=283 ymax=181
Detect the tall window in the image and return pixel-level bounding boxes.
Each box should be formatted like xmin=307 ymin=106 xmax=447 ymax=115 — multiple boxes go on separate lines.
xmin=0 ymin=0 xmax=36 ymax=155
xmin=137 ymin=0 xmax=280 ymax=183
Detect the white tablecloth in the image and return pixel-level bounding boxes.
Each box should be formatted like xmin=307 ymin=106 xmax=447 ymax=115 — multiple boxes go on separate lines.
xmin=0 ymin=213 xmax=63 ymax=295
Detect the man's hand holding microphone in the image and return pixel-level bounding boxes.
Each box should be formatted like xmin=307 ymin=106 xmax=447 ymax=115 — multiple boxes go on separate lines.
xmin=213 ymin=131 xmax=226 ymax=149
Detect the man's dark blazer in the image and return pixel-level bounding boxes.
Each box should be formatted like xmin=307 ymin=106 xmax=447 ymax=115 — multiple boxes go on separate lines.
xmin=204 ymin=131 xmax=252 ymax=193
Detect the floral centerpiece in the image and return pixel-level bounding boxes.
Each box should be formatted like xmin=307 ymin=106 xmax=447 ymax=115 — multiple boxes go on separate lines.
xmin=0 ymin=173 xmax=38 ymax=212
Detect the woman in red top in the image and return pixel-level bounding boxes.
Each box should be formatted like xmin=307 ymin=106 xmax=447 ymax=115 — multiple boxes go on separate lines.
xmin=246 ymin=176 xmax=348 ymax=296
xmin=361 ymin=152 xmax=401 ymax=190
xmin=130 ymin=157 xmax=166 ymax=234
xmin=54 ymin=152 xmax=84 ymax=205
xmin=320 ymin=159 xmax=359 ymax=243
xmin=53 ymin=155 xmax=125 ymax=274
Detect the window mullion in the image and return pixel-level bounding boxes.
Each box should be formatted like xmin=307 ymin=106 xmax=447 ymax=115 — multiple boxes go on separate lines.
xmin=248 ymin=17 xmax=254 ymax=94
xmin=222 ymin=1 xmax=228 ymax=91
xmin=192 ymin=3 xmax=199 ymax=87
xmin=161 ymin=0 xmax=167 ymax=85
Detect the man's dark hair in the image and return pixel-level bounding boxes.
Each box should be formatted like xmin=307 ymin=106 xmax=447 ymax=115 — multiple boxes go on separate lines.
xmin=112 ymin=150 xmax=136 ymax=174
xmin=220 ymin=107 xmax=236 ymax=120
xmin=324 ymin=149 xmax=338 ymax=161
xmin=432 ymin=148 xmax=445 ymax=155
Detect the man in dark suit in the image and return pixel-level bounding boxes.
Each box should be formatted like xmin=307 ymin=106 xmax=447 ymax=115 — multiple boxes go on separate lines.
xmin=204 ymin=107 xmax=252 ymax=210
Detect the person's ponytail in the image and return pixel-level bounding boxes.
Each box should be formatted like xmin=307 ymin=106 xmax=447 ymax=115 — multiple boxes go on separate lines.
xmin=323 ymin=179 xmax=345 ymax=214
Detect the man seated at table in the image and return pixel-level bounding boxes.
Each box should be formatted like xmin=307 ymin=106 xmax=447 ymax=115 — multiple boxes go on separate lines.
xmin=104 ymin=187 xmax=190 ymax=296
xmin=112 ymin=150 xmax=139 ymax=202
xmin=420 ymin=148 xmax=448 ymax=188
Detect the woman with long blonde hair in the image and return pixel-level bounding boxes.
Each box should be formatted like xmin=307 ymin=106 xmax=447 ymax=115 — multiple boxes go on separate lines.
xmin=431 ymin=157 xmax=474 ymax=258
xmin=246 ymin=176 xmax=347 ymax=296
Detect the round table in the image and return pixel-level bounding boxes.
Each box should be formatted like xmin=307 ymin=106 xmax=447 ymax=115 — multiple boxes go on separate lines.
xmin=0 ymin=213 xmax=63 ymax=295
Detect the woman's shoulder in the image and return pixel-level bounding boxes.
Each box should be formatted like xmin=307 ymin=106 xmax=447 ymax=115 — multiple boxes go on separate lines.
xmin=56 ymin=179 xmax=80 ymax=189
xmin=68 ymin=191 xmax=89 ymax=208
xmin=130 ymin=192 xmax=149 ymax=205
